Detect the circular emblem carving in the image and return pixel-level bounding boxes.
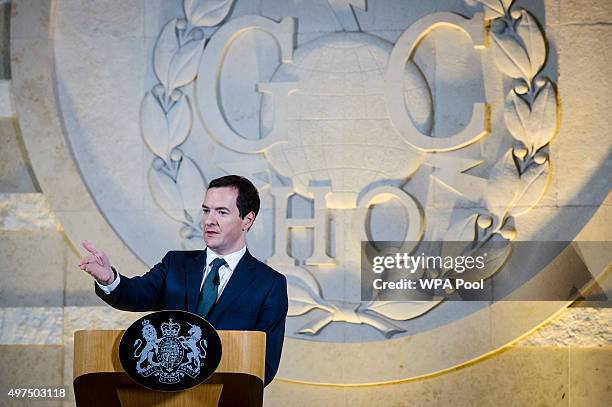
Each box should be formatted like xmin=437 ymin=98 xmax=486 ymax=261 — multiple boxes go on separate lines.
xmin=38 ymin=0 xmax=609 ymax=385
xmin=119 ymin=310 xmax=222 ymax=392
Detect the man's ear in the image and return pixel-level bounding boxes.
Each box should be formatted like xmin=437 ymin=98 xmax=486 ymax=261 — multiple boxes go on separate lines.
xmin=243 ymin=211 xmax=256 ymax=231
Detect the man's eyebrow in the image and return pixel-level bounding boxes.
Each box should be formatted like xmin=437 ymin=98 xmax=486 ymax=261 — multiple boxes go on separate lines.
xmin=201 ymin=204 xmax=231 ymax=211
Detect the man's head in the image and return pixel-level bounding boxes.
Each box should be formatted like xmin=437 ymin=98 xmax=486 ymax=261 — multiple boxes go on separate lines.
xmin=201 ymin=175 xmax=260 ymax=255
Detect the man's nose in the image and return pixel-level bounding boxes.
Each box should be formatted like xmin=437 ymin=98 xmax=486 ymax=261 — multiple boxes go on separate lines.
xmin=203 ymin=212 xmax=218 ymax=226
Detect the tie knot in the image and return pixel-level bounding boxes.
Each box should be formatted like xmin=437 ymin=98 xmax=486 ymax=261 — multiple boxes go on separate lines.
xmin=210 ymin=257 xmax=226 ymax=270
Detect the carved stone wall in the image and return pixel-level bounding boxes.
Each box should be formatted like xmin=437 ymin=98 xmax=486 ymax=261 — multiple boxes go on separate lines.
xmin=1 ymin=0 xmax=611 ymax=405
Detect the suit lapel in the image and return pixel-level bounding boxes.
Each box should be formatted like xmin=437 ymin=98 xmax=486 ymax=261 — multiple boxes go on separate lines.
xmin=186 ymin=250 xmax=207 ymax=313
xmin=208 ymin=249 xmax=257 ymax=322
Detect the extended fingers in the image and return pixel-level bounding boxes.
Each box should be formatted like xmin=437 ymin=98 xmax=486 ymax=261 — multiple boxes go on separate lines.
xmin=81 ymin=240 xmax=99 ymax=256
xmin=81 ymin=240 xmax=104 ymax=264
xmin=79 ymin=255 xmax=105 ymax=271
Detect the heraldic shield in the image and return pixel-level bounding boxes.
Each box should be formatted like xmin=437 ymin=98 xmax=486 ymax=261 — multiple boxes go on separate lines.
xmin=119 ymin=310 xmax=222 ymax=392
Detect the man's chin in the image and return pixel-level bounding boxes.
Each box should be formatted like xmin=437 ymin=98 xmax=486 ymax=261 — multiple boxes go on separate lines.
xmin=204 ymin=236 xmax=220 ymax=249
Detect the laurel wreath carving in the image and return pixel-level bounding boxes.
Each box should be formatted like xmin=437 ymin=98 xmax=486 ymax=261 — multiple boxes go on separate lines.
xmin=430 ymin=0 xmax=558 ymax=287
xmin=141 ymin=0 xmax=235 ymax=250
xmin=141 ymin=0 xmax=558 ymax=337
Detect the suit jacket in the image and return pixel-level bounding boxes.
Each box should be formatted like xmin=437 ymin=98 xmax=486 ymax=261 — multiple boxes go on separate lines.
xmin=95 ymin=249 xmax=288 ymax=386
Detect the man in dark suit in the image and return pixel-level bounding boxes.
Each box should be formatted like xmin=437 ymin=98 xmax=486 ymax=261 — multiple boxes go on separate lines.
xmin=78 ymin=175 xmax=288 ymax=386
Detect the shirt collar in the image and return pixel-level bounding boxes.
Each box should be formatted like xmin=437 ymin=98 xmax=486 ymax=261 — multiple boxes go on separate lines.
xmin=205 ymin=245 xmax=247 ymax=272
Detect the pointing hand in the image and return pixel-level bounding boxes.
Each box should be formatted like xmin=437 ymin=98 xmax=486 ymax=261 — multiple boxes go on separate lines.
xmin=78 ymin=240 xmax=114 ymax=285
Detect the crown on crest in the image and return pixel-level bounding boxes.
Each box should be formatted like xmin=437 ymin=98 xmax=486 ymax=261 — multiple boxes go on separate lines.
xmin=161 ymin=318 xmax=180 ymax=336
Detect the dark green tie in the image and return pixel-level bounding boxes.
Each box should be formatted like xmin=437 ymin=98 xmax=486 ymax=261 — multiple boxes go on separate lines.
xmin=196 ymin=257 xmax=226 ymax=319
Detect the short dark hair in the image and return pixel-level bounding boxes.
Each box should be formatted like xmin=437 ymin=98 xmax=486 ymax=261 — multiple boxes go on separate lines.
xmin=208 ymin=175 xmax=260 ymax=219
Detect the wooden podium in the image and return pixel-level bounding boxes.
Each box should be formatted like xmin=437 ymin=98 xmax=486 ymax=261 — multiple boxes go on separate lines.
xmin=73 ymin=330 xmax=265 ymax=407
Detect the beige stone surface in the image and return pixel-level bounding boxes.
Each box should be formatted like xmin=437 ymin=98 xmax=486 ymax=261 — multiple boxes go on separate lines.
xmin=490 ymin=301 xmax=569 ymax=348
xmin=560 ymin=0 xmax=612 ymax=24
xmin=364 ymin=346 xmax=568 ymax=406
xmin=54 ymin=33 xmax=147 ymax=212
xmin=271 ymin=347 xmax=569 ymax=407
xmin=569 ymin=346 xmax=612 ymax=406
xmin=514 ymin=206 xmax=602 ymax=241
xmin=0 ymin=345 xmax=64 ymax=407
xmin=0 ymin=193 xmax=60 ymax=230
xmin=517 ymin=307 xmax=612 ymax=347
xmin=0 ymin=80 xmax=14 ymax=117
xmin=0 ymin=307 xmax=62 ymax=345
xmin=10 ymin=11 xmax=147 ymax=276
xmin=10 ymin=36 xmax=92 ymax=213
xmin=0 ymin=120 xmax=38 ymax=193
xmin=9 ymin=0 xmax=51 ymax=40
xmin=54 ymin=0 xmax=144 ymax=40
xmin=278 ymin=338 xmax=350 ymax=383
xmin=0 ymin=230 xmax=66 ymax=307
xmin=144 ymin=0 xmax=183 ymax=38
xmin=543 ymin=0 xmax=561 ymax=26
xmin=264 ymin=380 xmax=345 ymax=407
xmin=556 ymin=25 xmax=612 ymax=207
xmin=338 ymin=304 xmax=492 ymax=384
xmin=575 ymin=194 xmax=612 ymax=239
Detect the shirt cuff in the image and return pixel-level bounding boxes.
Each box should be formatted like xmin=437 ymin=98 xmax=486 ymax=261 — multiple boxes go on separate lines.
xmin=95 ymin=268 xmax=120 ymax=294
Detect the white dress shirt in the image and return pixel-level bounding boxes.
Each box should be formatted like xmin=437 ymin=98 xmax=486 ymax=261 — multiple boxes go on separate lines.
xmin=201 ymin=245 xmax=246 ymax=300
xmin=96 ymin=246 xmax=247 ymax=301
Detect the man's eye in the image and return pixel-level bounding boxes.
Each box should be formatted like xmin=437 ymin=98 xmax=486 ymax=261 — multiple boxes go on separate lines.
xmin=203 ymin=208 xmax=209 ymax=213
